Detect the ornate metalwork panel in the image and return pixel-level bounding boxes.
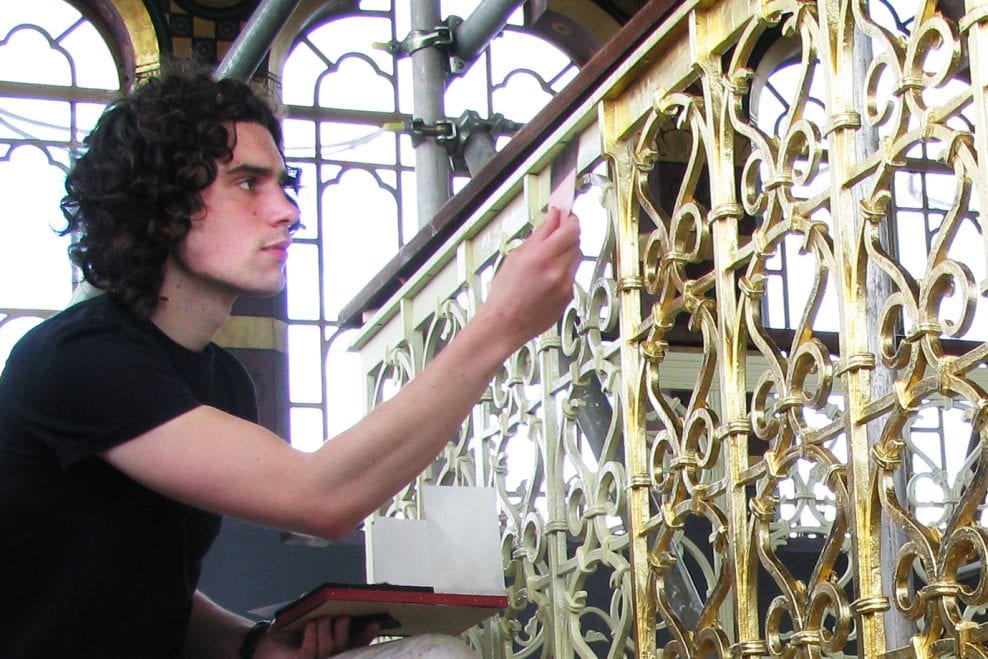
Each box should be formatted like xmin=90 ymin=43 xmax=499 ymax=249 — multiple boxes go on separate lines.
xmin=357 ymin=0 xmax=988 ymax=657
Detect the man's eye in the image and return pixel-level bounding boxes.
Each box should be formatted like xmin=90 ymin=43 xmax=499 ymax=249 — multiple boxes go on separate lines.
xmin=238 ymin=179 xmax=256 ymax=191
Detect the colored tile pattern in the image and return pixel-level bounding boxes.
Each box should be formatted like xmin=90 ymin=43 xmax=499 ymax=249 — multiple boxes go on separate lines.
xmin=165 ymin=1 xmax=244 ymax=65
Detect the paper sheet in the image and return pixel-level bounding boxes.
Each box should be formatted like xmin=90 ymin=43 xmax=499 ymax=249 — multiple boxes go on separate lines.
xmin=548 ymin=140 xmax=579 ymax=218
xmin=365 ymin=517 xmax=432 ymax=588
xmin=365 ymin=486 xmax=506 ymax=595
xmin=423 ymin=485 xmax=505 ymax=595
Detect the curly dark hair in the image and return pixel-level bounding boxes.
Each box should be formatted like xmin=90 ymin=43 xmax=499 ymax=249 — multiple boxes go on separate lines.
xmin=60 ymin=69 xmax=284 ymax=318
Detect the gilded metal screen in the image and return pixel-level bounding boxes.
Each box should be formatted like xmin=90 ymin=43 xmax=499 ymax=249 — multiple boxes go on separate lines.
xmin=354 ymin=1 xmax=988 ymax=656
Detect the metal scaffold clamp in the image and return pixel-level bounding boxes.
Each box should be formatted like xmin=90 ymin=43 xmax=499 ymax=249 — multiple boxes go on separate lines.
xmin=375 ymin=17 xmax=466 ymax=75
xmin=454 ymin=110 xmax=521 ymax=144
xmin=386 ymin=118 xmax=458 ymax=148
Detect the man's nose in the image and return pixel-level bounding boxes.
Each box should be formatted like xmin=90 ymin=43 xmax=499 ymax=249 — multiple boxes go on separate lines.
xmin=272 ymin=190 xmax=301 ymax=228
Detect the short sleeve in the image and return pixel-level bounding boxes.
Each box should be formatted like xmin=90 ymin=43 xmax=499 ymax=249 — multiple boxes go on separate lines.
xmin=15 ymin=323 xmax=205 ymax=467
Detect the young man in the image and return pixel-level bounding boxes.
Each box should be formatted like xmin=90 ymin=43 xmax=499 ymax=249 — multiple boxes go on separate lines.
xmin=0 ymin=71 xmax=581 ymax=658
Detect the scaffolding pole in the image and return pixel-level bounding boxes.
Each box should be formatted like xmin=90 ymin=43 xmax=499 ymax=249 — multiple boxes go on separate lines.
xmin=410 ymin=0 xmax=452 ymax=227
xmin=214 ymin=0 xmax=301 ymax=81
xmin=451 ymin=0 xmax=524 ymax=74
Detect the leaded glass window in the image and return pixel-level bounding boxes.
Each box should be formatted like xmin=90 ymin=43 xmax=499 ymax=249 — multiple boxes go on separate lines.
xmin=0 ymin=0 xmax=119 ymax=371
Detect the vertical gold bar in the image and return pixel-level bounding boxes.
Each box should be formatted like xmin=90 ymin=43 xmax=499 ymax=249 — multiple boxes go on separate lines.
xmin=814 ymin=0 xmax=886 ymax=654
xmin=600 ymin=98 xmax=656 ymax=658
xmin=690 ymin=8 xmax=757 ymax=650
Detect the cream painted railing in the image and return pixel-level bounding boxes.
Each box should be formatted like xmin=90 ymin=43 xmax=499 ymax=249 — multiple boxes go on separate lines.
xmin=350 ymin=1 xmax=988 ymax=656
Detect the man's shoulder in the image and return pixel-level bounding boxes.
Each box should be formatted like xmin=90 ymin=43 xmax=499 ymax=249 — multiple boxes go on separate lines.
xmin=60 ymin=292 xmax=133 ymax=324
xmin=8 ymin=295 xmax=149 ymax=370
xmin=32 ymin=294 xmax=132 ymax=335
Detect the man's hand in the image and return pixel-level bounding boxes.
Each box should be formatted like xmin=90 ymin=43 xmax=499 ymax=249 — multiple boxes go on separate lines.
xmin=255 ymin=616 xmax=378 ymax=658
xmin=478 ymin=206 xmax=582 ymax=350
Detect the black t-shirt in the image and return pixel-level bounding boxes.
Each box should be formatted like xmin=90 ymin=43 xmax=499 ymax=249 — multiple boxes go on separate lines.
xmin=0 ymin=295 xmax=258 ymax=658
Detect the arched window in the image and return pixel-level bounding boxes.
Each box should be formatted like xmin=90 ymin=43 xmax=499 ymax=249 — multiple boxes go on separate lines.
xmin=277 ymin=2 xmax=579 ymax=449
xmin=0 ymin=0 xmax=121 ymax=372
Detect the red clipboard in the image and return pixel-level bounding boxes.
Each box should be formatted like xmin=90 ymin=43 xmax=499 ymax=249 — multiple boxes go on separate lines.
xmin=271 ymin=582 xmax=509 ymax=637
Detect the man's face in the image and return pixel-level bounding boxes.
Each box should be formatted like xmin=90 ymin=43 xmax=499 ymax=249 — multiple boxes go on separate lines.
xmin=170 ymin=121 xmax=300 ymax=303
